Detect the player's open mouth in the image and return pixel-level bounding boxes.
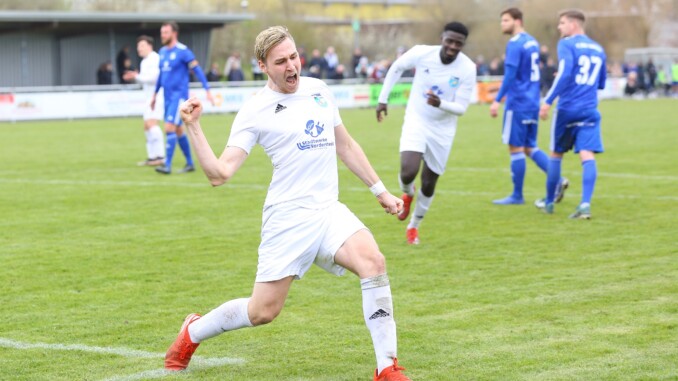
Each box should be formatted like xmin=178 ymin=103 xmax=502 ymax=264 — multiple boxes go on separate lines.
xmin=286 ymin=74 xmax=298 ymax=84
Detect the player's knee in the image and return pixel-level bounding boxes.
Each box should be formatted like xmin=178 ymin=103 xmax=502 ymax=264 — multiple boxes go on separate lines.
xmin=360 ymin=250 xmax=386 ymax=276
xmin=420 ymin=182 xmax=436 ymax=197
xmin=400 ymin=169 xmax=417 ymax=184
xmin=249 ymin=305 xmax=281 ymax=326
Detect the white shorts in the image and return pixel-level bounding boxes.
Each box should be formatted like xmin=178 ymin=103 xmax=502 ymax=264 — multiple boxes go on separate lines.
xmin=256 ymin=201 xmax=367 ymax=282
xmin=143 ymin=97 xmax=164 ymax=121
xmin=399 ymin=118 xmax=456 ymax=175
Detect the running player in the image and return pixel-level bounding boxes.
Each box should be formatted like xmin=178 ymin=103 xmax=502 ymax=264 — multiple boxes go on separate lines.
xmin=151 ymin=21 xmax=214 ymax=175
xmin=164 ymin=26 xmax=411 ymax=381
xmin=537 ymin=9 xmax=607 ymax=219
xmin=489 ymin=8 xmax=568 ymax=205
xmin=376 ymin=21 xmax=476 ymax=245
xmin=123 ymin=35 xmax=165 ymax=167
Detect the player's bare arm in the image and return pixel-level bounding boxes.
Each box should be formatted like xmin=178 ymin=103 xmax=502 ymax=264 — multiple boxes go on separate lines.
xmin=334 ymin=124 xmax=403 ymax=215
xmin=539 ymin=103 xmax=551 ymax=120
xmin=188 ymin=59 xmax=216 ymax=106
xmin=122 ymin=70 xmax=138 ymax=82
xmin=376 ymin=103 xmax=388 ymax=122
xmin=180 ymin=97 xmax=247 ymax=186
xmin=489 ymin=100 xmax=501 ymax=118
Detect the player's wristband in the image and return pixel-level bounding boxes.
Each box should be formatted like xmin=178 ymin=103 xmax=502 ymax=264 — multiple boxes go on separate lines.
xmin=369 ymin=181 xmax=387 ymax=197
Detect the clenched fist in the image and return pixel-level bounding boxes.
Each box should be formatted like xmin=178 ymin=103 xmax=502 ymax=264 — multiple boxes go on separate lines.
xmin=180 ymin=97 xmax=203 ymax=125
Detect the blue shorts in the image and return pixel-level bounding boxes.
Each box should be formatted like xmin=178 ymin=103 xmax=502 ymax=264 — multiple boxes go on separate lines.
xmin=164 ymin=96 xmax=186 ymax=126
xmin=550 ymin=108 xmax=604 ymax=154
xmin=502 ymin=109 xmax=539 ymax=148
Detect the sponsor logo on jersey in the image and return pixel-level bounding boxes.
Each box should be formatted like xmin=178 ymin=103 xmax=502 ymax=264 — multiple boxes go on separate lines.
xmin=449 ymin=76 xmax=460 ymax=88
xmin=311 ymin=93 xmax=328 ymax=108
xmin=275 ymin=103 xmax=287 ymax=113
xmin=170 ymin=52 xmax=176 ymax=60
xmin=296 ymin=138 xmax=334 ymax=151
xmin=423 ymin=85 xmax=444 ymax=98
xmin=296 ymin=119 xmax=333 ymax=151
xmin=304 ymin=119 xmax=324 ymax=137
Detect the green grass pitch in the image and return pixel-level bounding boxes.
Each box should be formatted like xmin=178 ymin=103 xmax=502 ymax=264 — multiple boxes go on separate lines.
xmin=1 ymin=99 xmax=676 ymax=380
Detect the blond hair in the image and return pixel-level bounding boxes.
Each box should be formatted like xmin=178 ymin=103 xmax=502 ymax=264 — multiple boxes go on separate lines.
xmin=254 ymin=26 xmax=294 ymax=63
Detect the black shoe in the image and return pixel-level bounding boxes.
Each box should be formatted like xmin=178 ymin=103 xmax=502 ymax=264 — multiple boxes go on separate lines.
xmin=155 ymin=165 xmax=171 ymax=174
xmin=177 ymin=165 xmax=195 ymax=174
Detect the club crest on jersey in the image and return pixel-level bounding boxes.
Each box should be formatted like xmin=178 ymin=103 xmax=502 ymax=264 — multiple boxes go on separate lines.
xmin=311 ymin=93 xmax=328 ymax=108
xmin=304 ymin=119 xmax=325 ymax=138
xmin=449 ymin=76 xmax=460 ymax=88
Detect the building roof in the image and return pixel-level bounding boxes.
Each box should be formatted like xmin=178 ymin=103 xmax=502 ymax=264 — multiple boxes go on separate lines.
xmin=0 ymin=10 xmax=254 ymax=34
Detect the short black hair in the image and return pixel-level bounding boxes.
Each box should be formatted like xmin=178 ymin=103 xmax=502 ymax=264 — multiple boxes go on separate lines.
xmin=444 ymin=21 xmax=469 ymax=37
xmin=136 ymin=35 xmax=154 ymax=46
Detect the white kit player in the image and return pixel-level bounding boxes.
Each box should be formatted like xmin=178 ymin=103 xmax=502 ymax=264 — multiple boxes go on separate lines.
xmin=163 ymin=26 xmax=412 ymax=381
xmin=376 ymin=21 xmax=476 ymax=245
xmin=123 ymin=35 xmax=165 ymax=166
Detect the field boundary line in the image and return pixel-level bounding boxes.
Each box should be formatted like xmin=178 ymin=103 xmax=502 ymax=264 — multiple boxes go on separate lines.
xmin=0 ymin=337 xmax=244 ymax=380
xmin=369 ymin=166 xmax=678 ymax=181
xmin=1 ymin=178 xmax=677 ymax=201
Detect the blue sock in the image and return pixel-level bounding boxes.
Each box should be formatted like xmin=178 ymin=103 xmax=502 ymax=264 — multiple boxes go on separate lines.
xmin=581 ymin=159 xmax=597 ymax=205
xmin=510 ymin=152 xmax=526 ymax=199
xmin=165 ymin=132 xmax=177 ymax=167
xmin=530 ymin=148 xmax=549 ymax=173
xmin=546 ymin=157 xmax=562 ymax=204
xmin=177 ymin=134 xmax=194 ymax=166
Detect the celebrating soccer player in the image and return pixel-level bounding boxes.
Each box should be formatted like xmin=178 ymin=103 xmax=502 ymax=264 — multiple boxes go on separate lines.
xmin=123 ymin=35 xmax=165 ymax=167
xmin=376 ymin=22 xmax=476 ymax=245
xmin=164 ymin=26 xmax=412 ymax=381
xmin=489 ymin=8 xmax=568 ymax=205
xmin=151 ymin=21 xmax=215 ymax=175
xmin=537 ymin=9 xmax=607 ymax=219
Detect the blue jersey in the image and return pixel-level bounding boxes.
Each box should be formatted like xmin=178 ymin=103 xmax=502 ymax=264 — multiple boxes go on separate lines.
xmin=545 ymin=34 xmax=607 ymax=111
xmin=496 ymin=32 xmax=541 ymax=111
xmin=157 ymin=42 xmax=197 ymax=100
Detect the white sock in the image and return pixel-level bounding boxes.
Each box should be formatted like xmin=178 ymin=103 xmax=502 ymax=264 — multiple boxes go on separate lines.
xmin=408 ymin=189 xmax=434 ymax=229
xmin=361 ymin=274 xmax=397 ymax=374
xmin=398 ymin=174 xmax=415 ymax=197
xmin=149 ymin=125 xmax=165 ymax=159
xmin=144 ymin=129 xmax=154 ymax=159
xmin=187 ymin=298 xmax=253 ymax=343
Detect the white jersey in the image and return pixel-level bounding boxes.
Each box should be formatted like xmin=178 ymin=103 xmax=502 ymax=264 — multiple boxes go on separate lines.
xmin=136 ymin=51 xmax=160 ymax=94
xmin=227 ymin=77 xmax=342 ymax=209
xmin=379 ymin=45 xmax=476 ymax=137
xmin=136 ymin=51 xmax=163 ymax=120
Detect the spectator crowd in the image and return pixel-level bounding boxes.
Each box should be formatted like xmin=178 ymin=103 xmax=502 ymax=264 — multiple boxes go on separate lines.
xmin=100 ymin=44 xmax=678 ymax=99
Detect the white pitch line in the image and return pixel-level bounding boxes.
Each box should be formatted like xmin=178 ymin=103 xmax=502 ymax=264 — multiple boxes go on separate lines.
xmin=0 ymin=337 xmax=244 ymax=381
xmin=100 ymin=357 xmax=245 ymax=381
xmin=344 ymin=187 xmax=678 ymax=202
xmin=100 ymin=369 xmax=173 ymax=381
xmin=369 ymin=166 xmax=678 ymax=181
xmin=0 ymin=178 xmax=267 ymax=190
xmin=0 ymin=337 xmax=159 ymax=358
xmin=1 ymin=177 xmax=677 ymax=201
